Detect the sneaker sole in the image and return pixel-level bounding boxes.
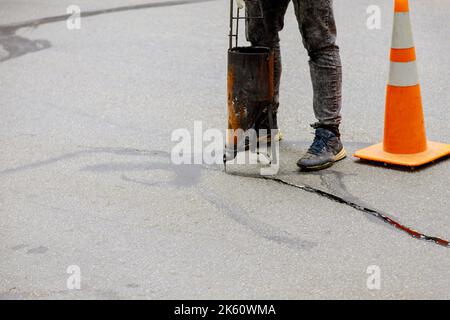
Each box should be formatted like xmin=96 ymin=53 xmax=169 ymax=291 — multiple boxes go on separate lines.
xmin=243 ymin=131 xmax=283 ymax=150
xmin=297 ymin=148 xmax=347 ymax=171
xmin=258 ymin=131 xmax=284 ymax=144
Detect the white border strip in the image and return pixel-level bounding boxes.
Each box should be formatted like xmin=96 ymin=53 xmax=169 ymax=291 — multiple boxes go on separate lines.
xmin=389 ymin=61 xmax=419 ymax=86
xmin=392 ymin=13 xmax=415 ymax=49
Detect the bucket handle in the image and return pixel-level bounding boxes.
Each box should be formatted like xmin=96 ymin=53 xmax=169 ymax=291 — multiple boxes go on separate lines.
xmin=228 ymin=0 xmax=263 ymax=50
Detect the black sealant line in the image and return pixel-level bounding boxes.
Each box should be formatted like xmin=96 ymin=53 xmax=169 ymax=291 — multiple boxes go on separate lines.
xmin=228 ymin=171 xmax=450 ymax=248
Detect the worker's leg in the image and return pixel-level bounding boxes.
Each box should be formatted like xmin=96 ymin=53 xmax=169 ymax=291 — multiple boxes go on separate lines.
xmin=293 ymin=0 xmax=342 ymax=133
xmin=293 ymin=0 xmax=345 ymax=170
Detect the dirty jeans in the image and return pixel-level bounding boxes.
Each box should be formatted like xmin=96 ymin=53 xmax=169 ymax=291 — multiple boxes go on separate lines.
xmin=246 ymin=0 xmax=342 ymax=129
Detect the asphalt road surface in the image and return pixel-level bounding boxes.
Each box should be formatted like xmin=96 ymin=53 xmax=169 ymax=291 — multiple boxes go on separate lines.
xmin=1 ymin=0 xmax=450 ymax=299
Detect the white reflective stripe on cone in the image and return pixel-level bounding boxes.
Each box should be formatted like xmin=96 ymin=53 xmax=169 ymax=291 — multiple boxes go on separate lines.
xmin=388 ymin=61 xmax=419 ymax=87
xmin=392 ymin=13 xmax=415 ymax=49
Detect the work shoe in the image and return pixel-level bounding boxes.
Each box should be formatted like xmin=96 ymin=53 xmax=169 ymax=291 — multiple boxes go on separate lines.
xmin=297 ymin=127 xmax=346 ymax=171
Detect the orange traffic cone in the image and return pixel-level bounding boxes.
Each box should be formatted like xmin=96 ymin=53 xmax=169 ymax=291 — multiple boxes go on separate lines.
xmin=354 ymin=0 xmax=450 ymax=167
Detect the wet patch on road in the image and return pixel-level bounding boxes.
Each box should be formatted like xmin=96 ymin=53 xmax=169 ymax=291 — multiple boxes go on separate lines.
xmin=0 ymin=32 xmax=50 ymax=63
xmin=26 ymin=246 xmax=49 ymax=254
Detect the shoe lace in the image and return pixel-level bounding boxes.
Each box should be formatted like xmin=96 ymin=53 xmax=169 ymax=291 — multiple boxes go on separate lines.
xmin=308 ymin=131 xmax=330 ymax=155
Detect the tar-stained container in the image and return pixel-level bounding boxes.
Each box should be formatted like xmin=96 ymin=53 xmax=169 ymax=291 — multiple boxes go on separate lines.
xmin=225 ymin=0 xmax=275 ymax=161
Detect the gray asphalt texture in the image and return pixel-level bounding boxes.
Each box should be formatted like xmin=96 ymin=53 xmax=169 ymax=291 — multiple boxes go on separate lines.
xmin=1 ymin=0 xmax=449 ymax=299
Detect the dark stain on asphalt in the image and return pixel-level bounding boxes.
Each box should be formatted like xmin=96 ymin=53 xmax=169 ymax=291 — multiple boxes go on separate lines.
xmin=78 ymin=149 xmax=203 ymax=188
xmin=120 ymin=167 xmax=201 ymax=188
xmin=86 ymin=153 xmax=315 ymax=249
xmin=0 ymin=35 xmax=50 ymax=62
xmin=0 ymin=147 xmax=167 ymax=176
xmin=83 ymin=162 xmax=202 ymax=188
xmin=0 ymin=0 xmax=216 ymax=63
xmin=310 ymin=170 xmax=358 ymax=199
xmin=11 ymin=244 xmax=28 ymax=251
xmin=0 ymin=145 xmax=202 ymax=187
xmin=123 ymin=172 xmax=317 ymax=250
xmin=199 ymin=186 xmax=317 ymax=251
xmin=0 ymin=146 xmax=202 ymax=187
xmin=306 ymin=169 xmax=392 ymax=230
xmin=0 ymin=0 xmax=217 ymax=35
xmin=27 ymin=246 xmax=49 ymax=254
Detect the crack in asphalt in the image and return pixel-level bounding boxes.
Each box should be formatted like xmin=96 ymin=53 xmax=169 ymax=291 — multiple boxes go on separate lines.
xmin=0 ymin=0 xmax=217 ymax=34
xmin=226 ymin=172 xmax=450 ymax=248
xmin=2 ymin=145 xmax=448 ymax=248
